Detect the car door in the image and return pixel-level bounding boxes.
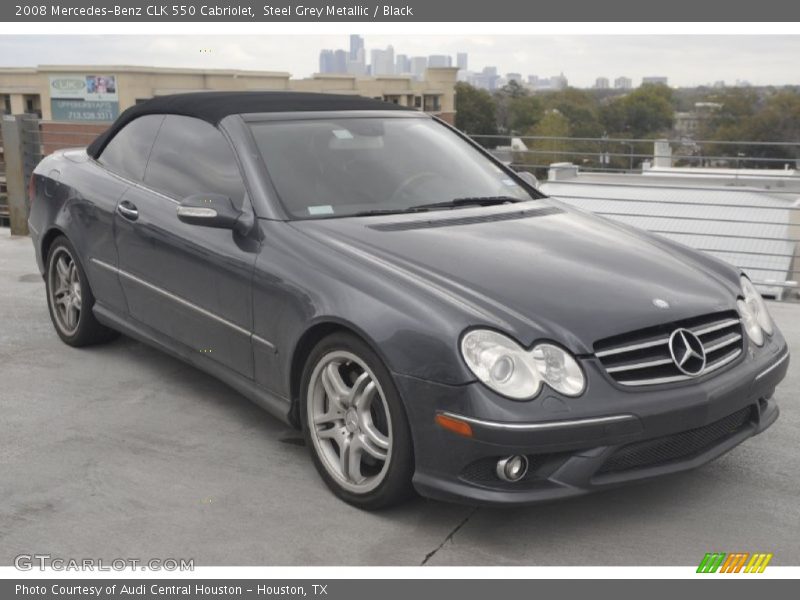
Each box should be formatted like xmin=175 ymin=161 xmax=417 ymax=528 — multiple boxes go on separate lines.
xmin=113 ymin=115 xmax=259 ymax=379
xmin=80 ymin=114 xmax=164 ymax=316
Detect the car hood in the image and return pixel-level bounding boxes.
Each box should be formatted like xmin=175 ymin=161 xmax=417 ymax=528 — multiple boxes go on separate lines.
xmin=289 ymin=201 xmax=741 ymax=354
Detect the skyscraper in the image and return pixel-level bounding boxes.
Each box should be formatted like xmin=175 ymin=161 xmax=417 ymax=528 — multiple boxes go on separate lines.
xmin=349 ymin=35 xmax=364 ymax=60
xmin=371 ymin=45 xmax=395 ymax=76
xmin=551 ymin=72 xmax=568 ymax=90
xmin=614 ymin=76 xmax=633 ymax=90
xmin=333 ymin=50 xmax=347 ymax=73
xmin=347 ymin=48 xmax=366 ymax=76
xmin=428 ymin=55 xmax=452 ymax=68
xmin=469 ymin=66 xmax=500 ymax=90
xmin=347 ymin=42 xmax=366 ymax=75
xmin=410 ymin=56 xmax=428 ymax=80
xmin=319 ymin=49 xmax=348 ymax=74
xmin=319 ymin=49 xmax=335 ymax=74
xmin=456 ymin=52 xmax=468 ymax=70
xmin=395 ymin=54 xmax=411 ymax=75
xmin=595 ymin=77 xmax=610 ymax=89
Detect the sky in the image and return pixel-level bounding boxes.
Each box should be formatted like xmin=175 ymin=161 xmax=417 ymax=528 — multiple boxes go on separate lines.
xmin=1 ymin=35 xmax=799 ymax=88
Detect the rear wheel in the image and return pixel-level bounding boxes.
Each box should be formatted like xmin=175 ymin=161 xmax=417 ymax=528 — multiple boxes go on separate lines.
xmin=45 ymin=236 xmax=118 ymax=347
xmin=301 ymin=332 xmax=414 ymax=509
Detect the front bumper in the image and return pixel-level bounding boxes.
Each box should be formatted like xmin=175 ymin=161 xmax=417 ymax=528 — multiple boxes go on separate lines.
xmin=396 ymin=333 xmax=789 ymax=506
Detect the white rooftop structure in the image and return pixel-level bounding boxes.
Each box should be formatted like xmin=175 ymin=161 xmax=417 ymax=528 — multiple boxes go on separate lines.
xmin=642 ymin=165 xmax=800 ymax=187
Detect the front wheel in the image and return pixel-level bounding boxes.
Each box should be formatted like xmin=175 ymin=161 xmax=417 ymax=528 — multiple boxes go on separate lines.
xmin=301 ymin=332 xmax=414 ymax=509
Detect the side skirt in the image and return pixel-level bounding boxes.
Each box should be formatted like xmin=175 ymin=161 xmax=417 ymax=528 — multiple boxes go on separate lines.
xmin=93 ymin=303 xmax=294 ymax=427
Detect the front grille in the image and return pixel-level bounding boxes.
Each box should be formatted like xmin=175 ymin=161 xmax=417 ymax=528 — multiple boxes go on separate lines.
xmin=594 ymin=311 xmax=743 ymax=387
xmin=597 ymin=406 xmax=754 ymax=475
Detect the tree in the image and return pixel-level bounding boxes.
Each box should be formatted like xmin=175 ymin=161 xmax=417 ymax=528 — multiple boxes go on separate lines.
xmin=532 ymin=109 xmax=571 ymax=138
xmin=527 ymin=109 xmax=572 ymax=167
xmin=507 ymin=95 xmax=544 ymax=134
xmin=600 ymin=84 xmax=674 ymax=138
xmin=701 ymin=88 xmax=800 ymax=167
xmin=523 ymin=89 xmax=605 ymax=168
xmin=493 ymin=80 xmax=533 ymax=133
xmin=454 ymin=82 xmax=498 ymax=140
xmin=751 ymin=91 xmax=800 ymax=144
xmin=703 ymin=88 xmax=759 ymax=131
xmin=499 ymin=79 xmax=527 ymax=99
xmin=541 ymin=88 xmax=604 ymax=138
xmin=736 ymin=90 xmax=800 ymax=165
xmin=699 ymin=88 xmax=761 ymax=165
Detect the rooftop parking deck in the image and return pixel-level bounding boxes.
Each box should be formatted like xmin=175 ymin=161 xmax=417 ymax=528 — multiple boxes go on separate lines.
xmin=1 ymin=229 xmax=798 ymax=566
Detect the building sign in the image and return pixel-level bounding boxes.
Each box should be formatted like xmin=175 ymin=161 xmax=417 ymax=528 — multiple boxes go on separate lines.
xmin=49 ymin=74 xmax=118 ymax=101
xmin=51 ymin=99 xmax=119 ymax=122
xmin=49 ymin=74 xmax=119 ymax=122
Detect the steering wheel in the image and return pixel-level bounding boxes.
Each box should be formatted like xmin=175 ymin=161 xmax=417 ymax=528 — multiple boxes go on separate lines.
xmin=388 ymin=172 xmax=441 ymax=205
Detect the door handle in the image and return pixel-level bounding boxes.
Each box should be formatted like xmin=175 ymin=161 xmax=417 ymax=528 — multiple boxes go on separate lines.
xmin=117 ymin=201 xmax=139 ymax=221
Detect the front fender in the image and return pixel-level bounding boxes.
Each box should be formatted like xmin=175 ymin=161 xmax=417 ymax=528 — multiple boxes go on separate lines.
xmin=251 ymin=220 xmax=483 ymax=400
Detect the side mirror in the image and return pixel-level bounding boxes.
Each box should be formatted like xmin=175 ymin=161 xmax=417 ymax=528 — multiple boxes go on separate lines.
xmin=177 ymin=194 xmax=246 ymax=232
xmin=515 ymin=170 xmax=540 ymax=189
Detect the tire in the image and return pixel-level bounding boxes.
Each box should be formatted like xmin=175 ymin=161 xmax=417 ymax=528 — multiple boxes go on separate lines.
xmin=45 ymin=236 xmax=119 ymax=347
xmin=300 ymin=331 xmax=415 ymax=509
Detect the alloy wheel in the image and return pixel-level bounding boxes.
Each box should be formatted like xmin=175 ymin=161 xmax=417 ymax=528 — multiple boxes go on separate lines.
xmin=306 ymin=351 xmax=393 ymax=494
xmin=48 ymin=247 xmax=82 ymax=336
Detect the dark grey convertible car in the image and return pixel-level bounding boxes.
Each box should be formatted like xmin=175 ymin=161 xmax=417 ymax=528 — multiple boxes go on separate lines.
xmin=29 ymin=92 xmax=789 ymax=508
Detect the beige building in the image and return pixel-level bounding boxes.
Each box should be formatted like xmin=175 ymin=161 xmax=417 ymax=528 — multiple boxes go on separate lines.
xmin=0 ymin=64 xmax=458 ymax=124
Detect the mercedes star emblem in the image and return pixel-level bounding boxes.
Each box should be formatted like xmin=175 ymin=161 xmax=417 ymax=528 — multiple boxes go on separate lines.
xmin=668 ymin=328 xmax=706 ymax=376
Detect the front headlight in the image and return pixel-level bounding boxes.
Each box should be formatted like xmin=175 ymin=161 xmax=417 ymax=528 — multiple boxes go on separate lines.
xmin=737 ymin=299 xmax=763 ymax=347
xmin=740 ymin=276 xmax=774 ymax=336
xmin=460 ymin=330 xmax=585 ymax=400
xmin=531 ymin=343 xmax=587 ymax=396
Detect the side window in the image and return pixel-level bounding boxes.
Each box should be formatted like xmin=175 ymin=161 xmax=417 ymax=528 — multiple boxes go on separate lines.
xmin=98 ymin=115 xmax=164 ymax=182
xmin=144 ymin=115 xmax=246 ymax=208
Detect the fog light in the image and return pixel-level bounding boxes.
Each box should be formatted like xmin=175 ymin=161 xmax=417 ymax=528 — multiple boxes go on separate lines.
xmin=496 ymin=455 xmax=529 ymax=482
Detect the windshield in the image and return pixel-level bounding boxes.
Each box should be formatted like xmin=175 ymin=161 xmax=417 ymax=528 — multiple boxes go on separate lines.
xmin=249 ymin=116 xmax=538 ymax=219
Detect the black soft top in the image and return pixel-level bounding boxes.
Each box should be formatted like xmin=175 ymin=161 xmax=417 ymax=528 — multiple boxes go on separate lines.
xmin=86 ymin=91 xmax=413 ymax=158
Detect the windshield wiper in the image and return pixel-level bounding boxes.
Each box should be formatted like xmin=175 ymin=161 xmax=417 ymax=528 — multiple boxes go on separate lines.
xmin=351 ymin=196 xmax=522 ymax=217
xmin=408 ymin=196 xmax=523 ymax=211
xmin=351 ymin=207 xmax=431 ymax=217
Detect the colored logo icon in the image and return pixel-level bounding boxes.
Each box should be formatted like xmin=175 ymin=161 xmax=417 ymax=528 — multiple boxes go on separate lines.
xmin=697 ymin=552 xmax=773 ymax=573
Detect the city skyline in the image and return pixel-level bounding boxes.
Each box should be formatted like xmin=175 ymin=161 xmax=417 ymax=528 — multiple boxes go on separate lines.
xmin=318 ymin=35 xmax=453 ymax=80
xmin=1 ymin=35 xmax=799 ymax=88
xmin=317 ymin=36 xmax=654 ymax=92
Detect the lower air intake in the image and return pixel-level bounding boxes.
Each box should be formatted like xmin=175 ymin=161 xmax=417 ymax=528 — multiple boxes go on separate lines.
xmin=597 ymin=406 xmax=754 ymax=475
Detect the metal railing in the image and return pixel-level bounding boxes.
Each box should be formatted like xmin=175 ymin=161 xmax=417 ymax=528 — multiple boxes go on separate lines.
xmin=471 ymin=134 xmax=800 ymax=176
